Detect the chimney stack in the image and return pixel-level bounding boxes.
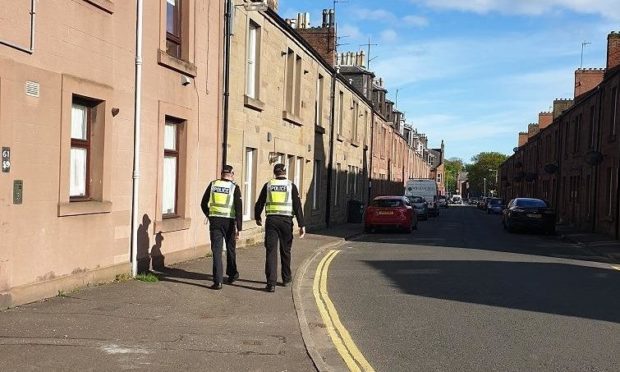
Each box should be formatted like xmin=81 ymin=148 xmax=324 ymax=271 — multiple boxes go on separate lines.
xmin=574 ymin=68 xmax=605 ymax=98
xmin=267 ymin=0 xmax=278 ymax=11
xmin=518 ymin=132 xmax=528 ymax=147
xmin=538 ymin=112 xmax=553 ymax=129
xmin=552 ymin=99 xmax=573 ymax=119
xmin=295 ymin=8 xmax=337 ymax=66
xmin=607 ymin=31 xmax=620 ymax=70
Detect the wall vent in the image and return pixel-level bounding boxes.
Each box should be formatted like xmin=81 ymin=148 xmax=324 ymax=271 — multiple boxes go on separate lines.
xmin=25 ymin=81 xmax=40 ymax=97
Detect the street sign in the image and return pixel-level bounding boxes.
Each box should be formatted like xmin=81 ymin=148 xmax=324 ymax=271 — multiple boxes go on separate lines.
xmin=2 ymin=147 xmax=9 ymax=173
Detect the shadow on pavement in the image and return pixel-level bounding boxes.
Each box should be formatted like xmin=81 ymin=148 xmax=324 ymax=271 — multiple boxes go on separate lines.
xmin=364 ymin=259 xmax=620 ymax=323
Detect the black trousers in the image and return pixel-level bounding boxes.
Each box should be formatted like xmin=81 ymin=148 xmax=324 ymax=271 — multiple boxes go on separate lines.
xmin=209 ymin=217 xmax=238 ymax=284
xmin=264 ymin=216 xmax=294 ymax=286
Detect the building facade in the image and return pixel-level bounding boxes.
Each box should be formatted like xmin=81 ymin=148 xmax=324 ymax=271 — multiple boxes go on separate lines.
xmin=500 ymin=31 xmax=620 ymax=239
xmin=0 ymin=0 xmax=223 ymax=307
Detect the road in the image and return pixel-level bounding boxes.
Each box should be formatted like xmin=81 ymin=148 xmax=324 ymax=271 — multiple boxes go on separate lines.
xmin=321 ymin=205 xmax=620 ymax=371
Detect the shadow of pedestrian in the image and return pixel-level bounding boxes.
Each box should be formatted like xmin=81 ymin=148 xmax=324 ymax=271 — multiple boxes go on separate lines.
xmin=137 ymin=214 xmax=151 ymax=274
xmin=151 ymin=232 xmax=165 ymax=270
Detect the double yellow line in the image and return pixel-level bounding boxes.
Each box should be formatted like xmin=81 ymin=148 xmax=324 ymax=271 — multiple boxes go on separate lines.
xmin=313 ymin=250 xmax=375 ymax=372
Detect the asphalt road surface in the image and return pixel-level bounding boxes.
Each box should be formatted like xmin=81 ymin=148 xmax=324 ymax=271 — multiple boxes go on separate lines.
xmin=326 ymin=205 xmax=620 ymax=371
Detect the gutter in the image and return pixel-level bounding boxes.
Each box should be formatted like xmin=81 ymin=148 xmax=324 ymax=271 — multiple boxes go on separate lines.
xmin=324 ymin=67 xmax=338 ymax=228
xmin=221 ymin=0 xmax=233 ymax=166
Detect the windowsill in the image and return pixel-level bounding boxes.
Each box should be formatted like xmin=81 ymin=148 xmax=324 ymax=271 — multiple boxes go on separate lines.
xmin=157 ymin=50 xmax=197 ymax=77
xmin=282 ymin=111 xmax=303 ymax=126
xmin=83 ymin=0 xmax=114 ymax=13
xmin=244 ymin=95 xmax=265 ymax=112
xmin=337 ymin=134 xmax=345 ymax=142
xmin=155 ymin=217 xmax=191 ymax=233
xmin=315 ymin=125 xmax=325 ymax=134
xmin=58 ymin=200 xmax=112 ymax=217
xmin=351 ymin=140 xmax=361 ymax=148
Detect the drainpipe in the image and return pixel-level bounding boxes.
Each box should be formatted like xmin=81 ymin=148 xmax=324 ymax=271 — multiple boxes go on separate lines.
xmin=130 ymin=0 xmax=144 ymax=277
xmin=0 ymin=0 xmax=36 ymax=54
xmin=325 ymin=67 xmax=338 ymax=228
xmin=221 ymin=0 xmax=233 ymax=166
xmin=367 ymin=110 xmax=375 ymax=203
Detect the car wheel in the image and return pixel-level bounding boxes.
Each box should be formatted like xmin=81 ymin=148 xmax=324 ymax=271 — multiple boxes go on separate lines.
xmin=506 ymin=220 xmax=515 ymax=233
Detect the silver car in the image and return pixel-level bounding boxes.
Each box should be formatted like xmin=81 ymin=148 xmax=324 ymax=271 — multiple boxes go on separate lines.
xmin=407 ymin=196 xmax=429 ymax=220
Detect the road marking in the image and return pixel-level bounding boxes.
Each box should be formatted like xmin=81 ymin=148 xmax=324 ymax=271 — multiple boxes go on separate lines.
xmin=611 ymin=265 xmax=620 ymax=271
xmin=313 ymin=250 xmax=375 ymax=372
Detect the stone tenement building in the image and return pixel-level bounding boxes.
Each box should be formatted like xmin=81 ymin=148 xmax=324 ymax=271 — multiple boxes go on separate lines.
xmin=500 ymin=31 xmax=620 ymax=239
xmin=0 ymin=1 xmax=437 ymax=307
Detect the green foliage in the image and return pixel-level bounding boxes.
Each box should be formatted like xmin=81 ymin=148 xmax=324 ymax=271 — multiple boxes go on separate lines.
xmin=465 ymin=152 xmax=509 ymax=196
xmin=135 ymin=273 xmax=159 ymax=283
xmin=444 ymin=158 xmax=464 ymax=194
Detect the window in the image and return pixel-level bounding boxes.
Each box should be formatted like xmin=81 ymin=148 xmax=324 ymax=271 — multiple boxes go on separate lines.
xmin=166 ymin=0 xmax=182 ymax=59
xmin=345 ymin=166 xmax=350 ymax=196
xmin=246 ymin=21 xmax=260 ymax=99
xmin=315 ymin=74 xmax=324 ymax=126
xmin=589 ymin=106 xmax=596 ymax=148
xmin=162 ymin=118 xmax=181 ymax=216
xmin=337 ymin=91 xmax=344 ymax=136
xmin=287 ymin=155 xmax=295 ymax=182
xmin=70 ymin=102 xmax=91 ymax=199
xmin=573 ymin=115 xmax=581 ymax=153
xmin=334 ymin=163 xmax=341 ymax=206
xmin=312 ymin=160 xmax=321 ymax=210
xmin=352 ymin=100 xmax=359 ymax=142
xmin=284 ymin=50 xmax=302 ymax=117
xmin=612 ymin=87 xmax=618 ymax=136
xmin=295 ymin=157 xmax=303 ymax=190
xmin=243 ymin=148 xmax=256 ymax=220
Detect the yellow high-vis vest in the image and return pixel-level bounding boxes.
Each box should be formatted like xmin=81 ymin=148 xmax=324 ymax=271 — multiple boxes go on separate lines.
xmin=208 ymin=180 xmax=236 ymax=219
xmin=265 ymin=179 xmax=293 ymax=216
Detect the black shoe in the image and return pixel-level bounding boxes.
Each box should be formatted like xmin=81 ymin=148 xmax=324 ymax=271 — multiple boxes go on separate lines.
xmin=282 ymin=279 xmax=292 ymax=287
xmin=210 ymin=283 xmax=223 ymax=290
xmin=226 ymin=273 xmax=239 ymax=284
xmin=265 ymin=284 xmax=276 ymax=292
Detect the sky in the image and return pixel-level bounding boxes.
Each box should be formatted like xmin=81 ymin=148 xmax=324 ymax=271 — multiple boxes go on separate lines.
xmin=279 ymin=0 xmax=619 ymax=163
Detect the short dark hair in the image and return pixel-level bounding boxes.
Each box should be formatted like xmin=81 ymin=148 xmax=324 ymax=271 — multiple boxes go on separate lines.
xmin=273 ymin=163 xmax=286 ymax=175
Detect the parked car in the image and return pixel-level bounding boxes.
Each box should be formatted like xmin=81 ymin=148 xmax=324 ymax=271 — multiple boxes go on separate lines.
xmin=502 ymin=198 xmax=556 ymax=234
xmin=437 ymin=195 xmax=449 ymax=208
xmin=365 ymin=196 xmax=418 ymax=233
xmin=407 ymin=195 xmax=429 ymax=220
xmin=478 ymin=197 xmax=488 ymax=210
xmin=486 ymin=198 xmax=504 ymax=214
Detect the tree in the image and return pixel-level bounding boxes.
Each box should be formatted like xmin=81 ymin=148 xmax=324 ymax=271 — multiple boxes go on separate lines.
xmin=444 ymin=157 xmax=464 ymax=195
xmin=465 ymin=152 xmax=508 ymax=196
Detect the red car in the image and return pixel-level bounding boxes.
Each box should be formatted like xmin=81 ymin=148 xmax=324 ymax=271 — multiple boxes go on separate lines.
xmin=364 ymin=196 xmax=418 ymax=233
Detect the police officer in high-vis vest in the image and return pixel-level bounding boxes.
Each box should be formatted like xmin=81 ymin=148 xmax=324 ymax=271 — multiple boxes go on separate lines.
xmin=254 ymin=163 xmax=305 ymax=292
xmin=201 ymin=165 xmax=243 ymax=290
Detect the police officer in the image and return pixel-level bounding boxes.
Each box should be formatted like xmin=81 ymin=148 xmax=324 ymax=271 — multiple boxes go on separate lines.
xmin=254 ymin=163 xmax=305 ymax=292
xmin=201 ymin=165 xmax=242 ymax=290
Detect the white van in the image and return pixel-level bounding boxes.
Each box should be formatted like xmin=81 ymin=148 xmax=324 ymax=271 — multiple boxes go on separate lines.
xmin=405 ymin=179 xmax=439 ymax=217
xmin=451 ymin=194 xmax=463 ymax=204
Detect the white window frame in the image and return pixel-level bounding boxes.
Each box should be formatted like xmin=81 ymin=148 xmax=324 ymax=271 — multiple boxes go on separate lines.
xmin=295 ymin=157 xmax=303 ymax=190
xmin=246 ymin=21 xmax=259 ymax=99
xmin=243 ymin=148 xmax=256 ymax=220
xmin=315 ymin=74 xmax=324 ymax=126
xmin=162 ymin=120 xmax=180 ymax=216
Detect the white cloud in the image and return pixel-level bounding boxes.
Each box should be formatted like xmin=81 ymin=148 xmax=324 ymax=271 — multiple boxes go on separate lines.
xmin=380 ymin=29 xmax=399 ymax=43
xmin=403 ymin=15 xmax=430 ymax=27
xmin=352 ymin=8 xmax=397 ymax=22
xmin=410 ymin=0 xmax=620 ymax=20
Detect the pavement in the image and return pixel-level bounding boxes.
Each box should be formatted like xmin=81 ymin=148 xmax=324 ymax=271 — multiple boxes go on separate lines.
xmin=0 ymin=223 xmax=363 ymax=372
xmin=1 ymin=215 xmax=618 ymax=371
xmin=556 ymin=224 xmax=620 ymax=263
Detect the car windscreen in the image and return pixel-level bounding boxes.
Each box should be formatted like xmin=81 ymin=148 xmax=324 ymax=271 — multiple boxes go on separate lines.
xmin=488 ymin=199 xmax=502 ymax=205
xmin=408 ymin=196 xmax=425 ymax=203
xmin=372 ymin=199 xmax=403 ymax=208
xmin=515 ymin=199 xmax=547 ymax=208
